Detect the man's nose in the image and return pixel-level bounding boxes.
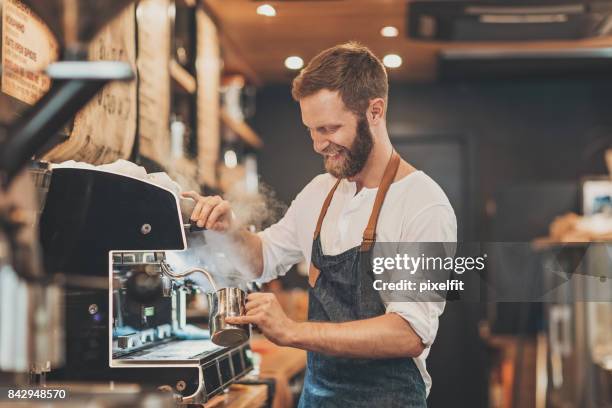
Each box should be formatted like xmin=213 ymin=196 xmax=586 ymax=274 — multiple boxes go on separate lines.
xmin=312 ymin=134 xmax=330 ymax=154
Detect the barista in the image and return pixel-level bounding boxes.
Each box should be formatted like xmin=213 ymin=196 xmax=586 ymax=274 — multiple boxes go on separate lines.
xmin=183 ymin=42 xmax=456 ymax=407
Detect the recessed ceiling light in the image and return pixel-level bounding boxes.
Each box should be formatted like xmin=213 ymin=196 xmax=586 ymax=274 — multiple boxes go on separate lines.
xmin=380 ymin=26 xmax=399 ymax=37
xmin=383 ymin=54 xmax=402 ymax=68
xmin=284 ymin=56 xmax=304 ymax=70
xmin=256 ymin=4 xmax=276 ymax=17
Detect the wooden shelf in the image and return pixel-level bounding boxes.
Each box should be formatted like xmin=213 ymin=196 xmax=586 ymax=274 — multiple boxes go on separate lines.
xmin=220 ymin=108 xmax=263 ymax=149
xmin=170 ymin=59 xmax=197 ymax=94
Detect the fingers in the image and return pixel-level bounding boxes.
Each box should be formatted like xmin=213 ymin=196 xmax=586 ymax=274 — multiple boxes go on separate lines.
xmin=207 ymin=201 xmax=230 ymax=229
xmin=244 ymin=293 xmax=270 ymax=313
xmin=181 ymin=192 xmax=233 ymax=231
xmin=194 ymin=196 xmax=217 ymax=225
xmin=241 ymin=293 xmax=274 ymax=317
xmin=226 ymin=315 xmax=259 ymax=325
xmin=181 ymin=191 xmax=199 ymax=200
xmin=182 ymin=191 xmax=205 ymax=224
xmin=246 ymin=292 xmax=271 ymax=302
xmin=228 ymin=293 xmax=276 ymax=324
xmin=191 ymin=199 xmax=206 ymax=225
xmin=184 ymin=194 xmax=229 ymax=229
xmin=245 ymin=298 xmax=265 ymax=312
xmin=227 ymin=293 xmax=294 ymax=346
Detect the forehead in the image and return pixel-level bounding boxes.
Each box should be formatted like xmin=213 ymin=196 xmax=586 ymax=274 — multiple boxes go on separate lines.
xmin=299 ymin=89 xmax=354 ymax=127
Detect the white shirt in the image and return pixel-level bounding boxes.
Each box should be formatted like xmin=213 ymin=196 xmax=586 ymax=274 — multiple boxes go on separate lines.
xmin=257 ymin=170 xmax=457 ymax=396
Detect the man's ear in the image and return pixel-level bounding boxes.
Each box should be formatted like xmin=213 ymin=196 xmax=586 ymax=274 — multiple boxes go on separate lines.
xmin=368 ymin=98 xmax=386 ymax=125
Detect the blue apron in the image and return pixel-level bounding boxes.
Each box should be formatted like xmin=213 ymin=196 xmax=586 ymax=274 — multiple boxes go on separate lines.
xmin=298 ymin=152 xmax=427 ymax=408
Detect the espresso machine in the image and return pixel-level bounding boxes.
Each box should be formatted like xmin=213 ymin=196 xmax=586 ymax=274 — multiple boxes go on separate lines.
xmin=38 ymin=166 xmax=253 ymax=404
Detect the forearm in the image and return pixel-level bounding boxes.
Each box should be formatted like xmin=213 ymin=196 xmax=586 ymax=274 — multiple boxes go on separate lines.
xmin=287 ymin=313 xmax=425 ymax=359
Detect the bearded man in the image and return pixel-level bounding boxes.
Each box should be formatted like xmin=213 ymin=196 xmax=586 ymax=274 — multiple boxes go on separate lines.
xmin=183 ymin=42 xmax=457 ymax=407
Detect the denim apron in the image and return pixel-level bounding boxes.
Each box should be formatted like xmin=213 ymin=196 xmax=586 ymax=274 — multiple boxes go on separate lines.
xmin=298 ymin=152 xmax=427 ymax=408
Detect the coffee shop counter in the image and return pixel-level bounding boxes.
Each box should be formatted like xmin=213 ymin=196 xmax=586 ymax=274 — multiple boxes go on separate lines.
xmin=202 ymin=336 xmax=306 ymax=408
xmin=202 ymin=383 xmax=268 ymax=408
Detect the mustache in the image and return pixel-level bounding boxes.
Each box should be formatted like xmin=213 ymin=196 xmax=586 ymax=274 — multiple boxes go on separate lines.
xmin=322 ymin=144 xmax=348 ymax=156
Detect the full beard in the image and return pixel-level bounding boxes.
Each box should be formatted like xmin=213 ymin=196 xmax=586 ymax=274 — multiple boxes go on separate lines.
xmin=323 ymin=116 xmax=374 ymax=179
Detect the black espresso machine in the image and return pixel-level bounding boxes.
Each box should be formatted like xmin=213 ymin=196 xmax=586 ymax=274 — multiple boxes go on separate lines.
xmin=38 ymin=166 xmax=253 ymax=404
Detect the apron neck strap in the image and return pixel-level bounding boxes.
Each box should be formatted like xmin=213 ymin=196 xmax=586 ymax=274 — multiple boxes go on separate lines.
xmin=313 ymin=177 xmax=342 ymax=239
xmin=312 ymin=150 xmax=401 ymax=251
xmin=360 ymin=150 xmax=400 ymax=252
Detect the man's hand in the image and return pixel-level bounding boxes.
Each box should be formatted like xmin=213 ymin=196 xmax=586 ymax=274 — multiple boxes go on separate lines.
xmin=225 ymin=292 xmax=298 ymax=347
xmin=181 ymin=191 xmax=234 ymax=232
xmin=231 ymin=298 xmax=426 ymax=358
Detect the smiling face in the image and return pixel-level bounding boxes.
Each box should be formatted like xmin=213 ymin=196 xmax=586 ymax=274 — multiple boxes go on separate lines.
xmin=300 ymin=89 xmax=373 ymax=178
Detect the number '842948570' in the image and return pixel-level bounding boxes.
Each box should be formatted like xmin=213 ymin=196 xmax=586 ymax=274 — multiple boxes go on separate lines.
xmin=6 ymin=388 xmax=67 ymax=399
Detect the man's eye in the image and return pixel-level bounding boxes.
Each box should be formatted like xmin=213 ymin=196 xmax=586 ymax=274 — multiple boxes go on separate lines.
xmin=317 ymin=126 xmax=339 ymax=134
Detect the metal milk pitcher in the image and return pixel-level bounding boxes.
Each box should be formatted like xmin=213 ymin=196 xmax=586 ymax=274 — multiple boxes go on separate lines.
xmin=207 ymin=287 xmax=250 ymax=347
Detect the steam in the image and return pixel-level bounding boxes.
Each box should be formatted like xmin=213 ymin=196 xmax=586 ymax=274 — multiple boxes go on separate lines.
xmin=225 ymin=182 xmax=287 ymax=231
xmin=165 ymin=182 xmax=288 ymax=291
xmin=165 ymin=164 xmax=200 ymax=195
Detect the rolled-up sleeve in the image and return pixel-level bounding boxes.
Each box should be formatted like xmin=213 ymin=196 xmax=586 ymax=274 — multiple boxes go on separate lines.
xmin=256 ymin=196 xmax=305 ymax=283
xmin=386 ymin=301 xmax=443 ymax=346
xmin=386 ymin=204 xmax=457 ymax=346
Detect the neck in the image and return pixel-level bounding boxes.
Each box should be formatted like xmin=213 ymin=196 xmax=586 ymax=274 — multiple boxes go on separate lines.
xmin=348 ymin=136 xmax=393 ymax=191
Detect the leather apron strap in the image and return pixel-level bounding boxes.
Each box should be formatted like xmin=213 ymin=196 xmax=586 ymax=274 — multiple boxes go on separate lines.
xmin=360 ymin=151 xmax=400 ymax=252
xmin=313 ymin=178 xmax=342 ymax=239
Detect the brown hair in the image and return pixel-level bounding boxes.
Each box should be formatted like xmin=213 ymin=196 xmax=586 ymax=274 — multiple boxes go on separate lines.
xmin=291 ymin=42 xmax=388 ymax=116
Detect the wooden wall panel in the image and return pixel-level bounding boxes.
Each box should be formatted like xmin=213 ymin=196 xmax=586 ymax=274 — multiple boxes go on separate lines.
xmin=136 ymin=0 xmax=171 ymax=166
xmin=196 ymin=8 xmax=220 ymax=187
xmin=43 ymin=4 xmax=137 ymax=164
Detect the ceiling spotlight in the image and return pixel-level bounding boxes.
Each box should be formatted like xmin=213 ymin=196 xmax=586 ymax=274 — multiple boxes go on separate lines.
xmin=380 ymin=26 xmax=399 ymax=37
xmin=284 ymin=56 xmax=304 ymax=70
xmin=383 ymin=54 xmax=402 ymax=68
xmin=256 ymin=4 xmax=276 ymax=17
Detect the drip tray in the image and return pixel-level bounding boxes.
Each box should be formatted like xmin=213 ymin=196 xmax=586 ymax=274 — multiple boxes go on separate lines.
xmin=113 ymin=339 xmax=225 ymax=365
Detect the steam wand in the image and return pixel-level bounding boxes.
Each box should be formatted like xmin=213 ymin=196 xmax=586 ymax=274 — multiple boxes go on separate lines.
xmin=160 ymin=261 xmax=218 ymax=292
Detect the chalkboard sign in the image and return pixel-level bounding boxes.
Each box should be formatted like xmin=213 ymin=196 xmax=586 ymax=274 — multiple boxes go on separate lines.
xmin=0 ymin=0 xmax=58 ymax=123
